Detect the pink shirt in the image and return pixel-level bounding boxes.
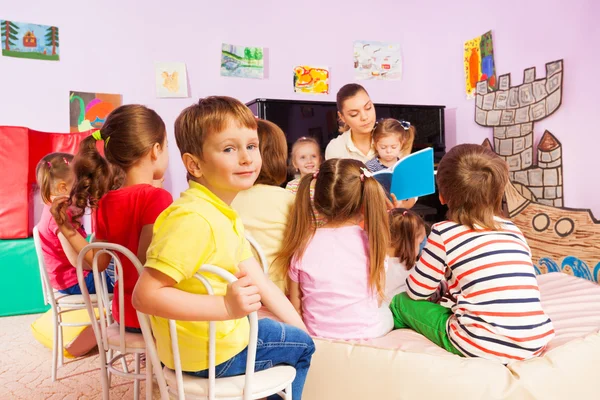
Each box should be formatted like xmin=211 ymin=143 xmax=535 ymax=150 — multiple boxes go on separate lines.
xmin=288 ymin=225 xmax=381 ymax=340
xmin=37 ymin=205 xmax=88 ymax=290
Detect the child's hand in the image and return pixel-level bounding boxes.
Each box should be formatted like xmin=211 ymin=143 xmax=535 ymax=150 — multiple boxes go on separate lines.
xmin=386 ymin=193 xmax=416 ymax=210
xmin=50 ymin=195 xmax=73 ymax=228
xmin=224 ymin=270 xmax=262 ymax=319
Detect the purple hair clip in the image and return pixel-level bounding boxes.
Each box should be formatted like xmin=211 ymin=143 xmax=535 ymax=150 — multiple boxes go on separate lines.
xmin=46 ymin=161 xmax=52 ymax=168
xmin=62 ymin=157 xmax=70 ymax=165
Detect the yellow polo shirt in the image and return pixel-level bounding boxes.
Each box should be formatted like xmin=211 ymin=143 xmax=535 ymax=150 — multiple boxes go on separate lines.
xmin=324 ymin=129 xmax=376 ymax=163
xmin=145 ymin=181 xmax=252 ymax=372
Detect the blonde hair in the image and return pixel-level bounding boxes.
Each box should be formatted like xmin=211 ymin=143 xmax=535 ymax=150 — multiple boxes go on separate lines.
xmin=277 ymin=158 xmax=390 ymax=298
xmin=255 ymin=119 xmax=288 ymax=186
xmin=372 ymin=119 xmax=415 ymax=159
xmin=35 ymin=153 xmax=74 ymax=204
xmin=290 ymin=136 xmax=321 ymax=173
xmin=437 ymin=144 xmax=509 ymax=230
xmin=389 ymin=208 xmax=427 ymax=268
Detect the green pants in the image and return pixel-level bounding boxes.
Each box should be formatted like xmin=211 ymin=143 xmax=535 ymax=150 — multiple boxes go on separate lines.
xmin=390 ymin=292 xmax=463 ymax=356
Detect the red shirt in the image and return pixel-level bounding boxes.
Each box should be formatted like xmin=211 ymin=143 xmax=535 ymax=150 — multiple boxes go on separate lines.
xmin=96 ymin=184 xmax=172 ymax=328
xmin=38 ymin=205 xmax=88 ymax=290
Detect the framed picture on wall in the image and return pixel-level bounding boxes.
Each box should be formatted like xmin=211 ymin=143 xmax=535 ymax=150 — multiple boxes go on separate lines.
xmin=301 ymin=106 xmax=314 ymax=118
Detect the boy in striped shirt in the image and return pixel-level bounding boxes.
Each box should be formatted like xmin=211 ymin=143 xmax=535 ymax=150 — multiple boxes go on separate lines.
xmin=389 ymin=144 xmax=554 ymax=364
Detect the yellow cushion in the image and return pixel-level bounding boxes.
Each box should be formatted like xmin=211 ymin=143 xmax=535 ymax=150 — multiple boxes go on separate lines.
xmin=30 ymin=308 xmax=96 ymax=358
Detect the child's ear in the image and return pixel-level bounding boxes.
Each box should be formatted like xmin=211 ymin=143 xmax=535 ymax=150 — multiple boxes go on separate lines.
xmin=438 ymin=193 xmax=446 ymax=205
xmin=182 ymin=153 xmax=203 ymax=178
xmin=337 ymin=111 xmax=346 ymax=125
xmin=56 ymin=181 xmax=69 ymax=195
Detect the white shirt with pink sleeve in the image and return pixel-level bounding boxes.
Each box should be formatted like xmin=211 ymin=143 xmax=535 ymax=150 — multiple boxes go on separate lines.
xmin=288 ymin=225 xmax=392 ymax=340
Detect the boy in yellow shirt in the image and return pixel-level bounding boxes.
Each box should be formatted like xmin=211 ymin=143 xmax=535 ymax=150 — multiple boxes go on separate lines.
xmin=132 ymin=96 xmax=314 ymax=399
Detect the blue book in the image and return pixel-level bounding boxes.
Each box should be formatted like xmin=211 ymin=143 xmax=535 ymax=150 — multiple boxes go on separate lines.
xmin=372 ymin=147 xmax=435 ymax=200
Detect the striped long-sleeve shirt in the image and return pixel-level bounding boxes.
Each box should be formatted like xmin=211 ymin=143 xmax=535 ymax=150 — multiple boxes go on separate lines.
xmin=406 ymin=217 xmax=555 ymax=364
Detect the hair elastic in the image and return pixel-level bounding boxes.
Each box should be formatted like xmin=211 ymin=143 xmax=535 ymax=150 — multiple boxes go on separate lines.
xmin=92 ymin=130 xmax=102 ymax=141
xmin=359 ymin=167 xmax=373 ymax=181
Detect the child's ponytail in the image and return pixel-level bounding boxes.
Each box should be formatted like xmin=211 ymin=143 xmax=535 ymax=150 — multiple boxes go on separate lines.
xmin=67 ymin=134 xmax=119 ymax=228
xmin=275 ymin=173 xmax=317 ymax=290
xmin=361 ymin=174 xmax=390 ymax=299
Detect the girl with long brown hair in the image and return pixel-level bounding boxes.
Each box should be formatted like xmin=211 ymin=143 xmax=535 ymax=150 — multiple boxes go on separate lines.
xmin=51 ymin=104 xmax=172 ymax=332
xmin=278 ymin=158 xmax=393 ymax=339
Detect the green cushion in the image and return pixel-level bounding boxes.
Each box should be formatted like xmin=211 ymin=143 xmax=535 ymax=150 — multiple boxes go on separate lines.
xmin=0 ymin=237 xmax=49 ymax=316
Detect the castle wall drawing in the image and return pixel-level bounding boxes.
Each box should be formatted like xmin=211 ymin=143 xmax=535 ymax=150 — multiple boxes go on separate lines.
xmin=475 ymin=60 xmax=600 ymax=284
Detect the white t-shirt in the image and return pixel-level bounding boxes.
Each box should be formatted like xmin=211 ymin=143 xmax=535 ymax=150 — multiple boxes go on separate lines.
xmin=325 ymin=130 xmax=376 ymax=163
xmin=383 ymin=257 xmax=411 ymax=306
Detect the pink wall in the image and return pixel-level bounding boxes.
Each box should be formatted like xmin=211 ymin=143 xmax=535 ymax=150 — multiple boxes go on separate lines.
xmin=2 ymin=0 xmax=599 ymax=216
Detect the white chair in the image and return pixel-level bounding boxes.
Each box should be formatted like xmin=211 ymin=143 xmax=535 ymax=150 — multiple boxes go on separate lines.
xmin=32 ymin=225 xmax=112 ymax=382
xmin=244 ymin=233 xmax=269 ymax=275
xmin=76 ymin=242 xmax=152 ymax=400
xmin=137 ymin=264 xmax=296 ymax=400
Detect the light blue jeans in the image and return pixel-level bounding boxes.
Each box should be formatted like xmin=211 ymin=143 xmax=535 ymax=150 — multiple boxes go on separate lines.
xmin=187 ymin=318 xmax=315 ymax=399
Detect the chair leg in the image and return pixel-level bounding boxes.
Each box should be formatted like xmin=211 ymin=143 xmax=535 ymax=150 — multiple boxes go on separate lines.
xmin=285 ymin=383 xmax=292 ymax=400
xmin=145 ymin=354 xmax=152 ymax=400
xmin=98 ymin=346 xmax=110 ymax=400
xmin=107 ymin=348 xmax=113 ymax=385
xmin=57 ymin=316 xmax=64 ymax=367
xmin=134 ymin=352 xmax=141 ymax=400
xmin=51 ymin=312 xmax=58 ymax=382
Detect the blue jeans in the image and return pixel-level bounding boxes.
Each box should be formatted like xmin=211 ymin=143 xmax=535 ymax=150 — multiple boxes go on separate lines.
xmin=59 ymin=271 xmax=114 ymax=295
xmin=187 ymin=318 xmax=315 ymax=399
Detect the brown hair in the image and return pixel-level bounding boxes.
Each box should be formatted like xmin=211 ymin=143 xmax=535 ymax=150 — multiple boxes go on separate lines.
xmin=290 ymin=136 xmax=321 ymax=173
xmin=277 ymin=158 xmax=390 ymax=298
xmin=437 ymin=144 xmax=509 ymax=230
xmin=36 ymin=153 xmax=75 ymax=204
xmin=255 ymin=119 xmax=288 ymax=186
xmin=389 ymin=208 xmax=427 ymax=268
xmin=62 ymin=104 xmax=166 ymax=227
xmin=373 ymin=119 xmax=416 ymax=159
xmin=174 ymin=96 xmax=257 ymax=161
xmin=336 ymin=84 xmax=370 ymax=132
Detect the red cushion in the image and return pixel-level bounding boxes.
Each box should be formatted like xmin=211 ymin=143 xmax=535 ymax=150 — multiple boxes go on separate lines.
xmin=0 ymin=126 xmax=94 ymax=239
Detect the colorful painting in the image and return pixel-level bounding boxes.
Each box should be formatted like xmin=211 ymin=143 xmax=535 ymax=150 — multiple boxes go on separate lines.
xmin=220 ymin=43 xmax=264 ymax=79
xmin=293 ymin=66 xmax=329 ymax=94
xmin=155 ymin=62 xmax=189 ymax=98
xmin=353 ymin=40 xmax=401 ymax=81
xmin=1 ymin=20 xmax=59 ymax=61
xmin=464 ymin=30 xmax=496 ymax=98
xmin=69 ymin=91 xmax=122 ymax=133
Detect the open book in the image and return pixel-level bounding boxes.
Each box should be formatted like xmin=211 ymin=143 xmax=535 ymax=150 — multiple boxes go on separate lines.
xmin=372 ymin=147 xmax=435 ymax=200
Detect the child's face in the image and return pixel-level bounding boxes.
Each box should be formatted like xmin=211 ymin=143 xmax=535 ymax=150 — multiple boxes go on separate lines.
xmin=153 ymin=137 xmax=170 ymax=180
xmin=293 ymin=143 xmax=321 ymax=176
xmin=375 ymin=136 xmax=402 ymax=163
xmin=196 ymin=121 xmax=261 ymax=203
